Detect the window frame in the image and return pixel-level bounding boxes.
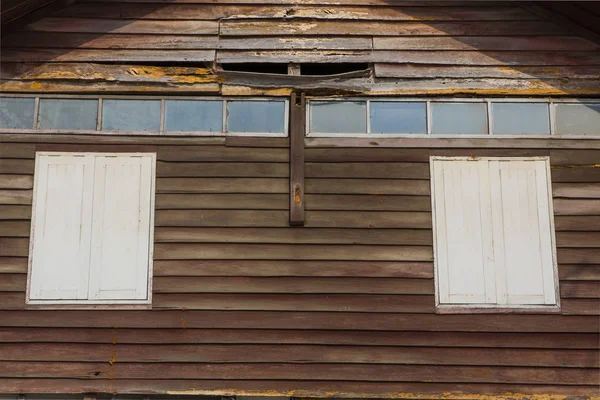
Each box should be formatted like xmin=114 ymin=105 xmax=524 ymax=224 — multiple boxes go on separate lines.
xmin=429 ymin=156 xmax=561 ymax=314
xmin=25 ymin=152 xmax=156 ymax=310
xmin=0 ymin=94 xmax=289 ymax=137
xmin=304 ymin=97 xmax=600 ymax=138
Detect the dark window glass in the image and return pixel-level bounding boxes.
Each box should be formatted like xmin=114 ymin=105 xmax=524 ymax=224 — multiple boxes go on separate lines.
xmin=370 ymin=102 xmax=427 ymax=134
xmin=431 ymin=103 xmax=488 ymax=135
xmin=165 ymin=100 xmax=223 ymax=132
xmin=38 ymin=99 xmax=98 ymax=130
xmin=227 ymin=101 xmax=286 ymax=133
xmin=310 ymin=101 xmax=367 ymax=133
xmin=102 ymin=100 xmax=161 ymax=132
xmin=556 ymin=103 xmax=600 ymax=135
xmin=492 ymin=103 xmax=550 ymax=135
xmin=0 ymin=97 xmax=35 ymax=129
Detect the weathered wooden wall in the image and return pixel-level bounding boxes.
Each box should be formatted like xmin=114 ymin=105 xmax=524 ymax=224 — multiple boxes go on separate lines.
xmin=1 ymin=0 xmax=600 ymax=95
xmin=0 ymin=134 xmax=598 ymax=397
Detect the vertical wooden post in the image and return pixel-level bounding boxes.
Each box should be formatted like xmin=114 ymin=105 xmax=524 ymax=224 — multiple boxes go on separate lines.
xmin=289 ymin=92 xmax=306 ymax=226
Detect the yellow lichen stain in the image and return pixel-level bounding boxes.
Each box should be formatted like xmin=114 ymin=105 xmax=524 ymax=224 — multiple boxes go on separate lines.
xmin=181 ymin=318 xmax=187 ymax=329
xmin=551 ymin=164 xmax=600 ymax=169
xmin=111 ymin=337 xmax=117 ymax=345
xmin=126 ymin=66 xmax=220 ymax=84
xmin=166 ymin=389 xmax=597 ymax=400
xmin=29 ymin=82 xmax=43 ymax=89
xmin=221 ymin=85 xmax=293 ymax=96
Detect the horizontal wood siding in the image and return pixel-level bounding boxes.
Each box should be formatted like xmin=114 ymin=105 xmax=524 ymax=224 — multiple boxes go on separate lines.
xmin=0 ymin=135 xmax=598 ymax=397
xmin=1 ymin=0 xmax=599 ymax=95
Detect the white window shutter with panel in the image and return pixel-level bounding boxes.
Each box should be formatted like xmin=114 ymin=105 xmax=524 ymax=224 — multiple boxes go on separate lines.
xmin=431 ymin=157 xmax=558 ymax=310
xmin=489 ymin=160 xmax=557 ymax=306
xmin=431 ymin=160 xmax=496 ymax=305
xmin=29 ymin=154 xmax=95 ymax=300
xmin=88 ymin=155 xmax=154 ymax=300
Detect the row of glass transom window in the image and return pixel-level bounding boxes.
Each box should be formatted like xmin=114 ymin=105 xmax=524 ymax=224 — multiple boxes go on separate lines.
xmin=1 ymin=96 xmax=599 ymax=136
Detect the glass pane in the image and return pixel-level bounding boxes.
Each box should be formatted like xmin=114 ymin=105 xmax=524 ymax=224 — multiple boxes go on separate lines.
xmin=102 ymin=100 xmax=161 ymax=132
xmin=370 ymin=102 xmax=427 ymax=134
xmin=310 ymin=101 xmax=367 ymax=134
xmin=556 ymin=103 xmax=600 ymax=135
xmin=38 ymin=99 xmax=98 ymax=130
xmin=165 ymin=100 xmax=223 ymax=132
xmin=227 ymin=100 xmax=286 ymax=133
xmin=492 ymin=103 xmax=550 ymax=135
xmin=0 ymin=97 xmax=35 ymax=129
xmin=431 ymin=103 xmax=488 ymax=135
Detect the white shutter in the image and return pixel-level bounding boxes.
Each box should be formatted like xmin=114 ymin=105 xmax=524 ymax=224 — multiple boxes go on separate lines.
xmin=489 ymin=159 xmax=557 ymax=305
xmin=431 ymin=159 xmax=496 ymax=304
xmin=431 ymin=157 xmax=558 ymax=308
xmin=88 ymin=155 xmax=154 ymax=300
xmin=29 ymin=154 xmax=94 ymax=300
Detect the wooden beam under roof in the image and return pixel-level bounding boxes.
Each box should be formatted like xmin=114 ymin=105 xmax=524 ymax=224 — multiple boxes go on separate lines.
xmin=1 ymin=0 xmax=77 ymax=26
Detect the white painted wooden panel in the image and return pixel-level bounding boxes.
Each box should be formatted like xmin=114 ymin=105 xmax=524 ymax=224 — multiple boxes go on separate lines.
xmin=431 ymin=160 xmax=496 ymax=304
xmin=88 ymin=155 xmax=153 ymax=300
xmin=29 ymin=154 xmax=94 ymax=300
xmin=490 ymin=160 xmax=556 ymax=305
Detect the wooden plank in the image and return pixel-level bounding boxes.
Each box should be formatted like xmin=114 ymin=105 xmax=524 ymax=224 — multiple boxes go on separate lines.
xmin=2 ymin=48 xmax=216 ymax=63
xmin=561 ymin=282 xmax=600 ymax=298
xmin=553 ymin=183 xmax=600 ymax=199
xmin=156 ymin=178 xmax=288 ymax=194
xmin=153 ymin=260 xmax=434 ymax=278
xmin=0 ymin=293 xmax=24 ymax=310
xmin=0 ymin=311 xmax=597 ymax=332
xmin=305 ymin=211 xmax=432 ymax=228
xmin=155 ymin=210 xmax=288 ymax=227
xmin=555 ymin=216 xmax=600 ymax=231
xmin=154 ymin=277 xmax=434 ymax=295
xmin=290 ymin=92 xmax=305 ymax=226
xmin=0 ymin=159 xmax=34 ymax=174
xmin=0 ymin=175 xmax=33 ymax=189
xmin=0 ymin=190 xmax=32 ymax=205
xmin=75 ymin=0 xmax=515 ymax=5
xmin=0 ymin=362 xmax=597 ymax=385
xmin=2 ymin=144 xmax=288 ymax=162
xmin=0 ymin=274 xmax=26 ymax=291
xmin=1 ymin=134 xmax=224 ymax=146
xmin=305 ymin=194 xmax=431 ymax=211
xmin=553 ymin=199 xmax=600 ymax=215
xmin=558 ymin=248 xmax=600 ymax=264
xmin=156 ymin=194 xmax=287 ymax=210
xmin=373 ymin=36 xmax=598 ymax=51
xmin=306 ymin=162 xmax=429 ymax=179
xmin=559 ymin=265 xmax=600 ymax=281
xmin=375 ymin=64 xmax=600 ymax=79
xmin=550 ymin=150 xmax=600 ymax=165
xmin=0 ymin=238 xmax=28 ymax=257
xmin=307 ymin=138 xmax=600 ymax=150
xmin=153 ymin=293 xmax=435 ymax=312
xmin=556 ymin=232 xmax=600 ymax=247
xmin=56 ymin=4 xmax=539 ymax=21
xmin=561 ymin=299 xmax=600 ymax=315
xmin=0 ymin=80 xmax=221 ymax=94
xmin=220 ymin=20 xmax=567 ymax=36
xmin=154 ymin=227 xmax=433 ymax=245
xmin=2 ymin=32 xmax=221 ymax=49
xmin=0 ymin=206 xmax=31 ymax=220
xmin=306 ymin=179 xmax=430 ymax=195
xmin=217 ymin=50 xmax=600 ymax=65
xmin=0 ymin=258 xmax=27 ymax=274
xmin=25 ymin=17 xmax=219 ymax=34
xmin=0 ymin=221 xmax=30 ymax=237
xmin=551 ymin=167 xmax=600 ymax=183
xmin=306 ymin=148 xmax=430 ymax=162
xmin=0 ymin=379 xmax=596 ymax=398
xmin=0 ymin=328 xmax=595 ymax=348
xmin=153 ymin=244 xmax=433 ymax=262
xmin=157 ymin=162 xmax=289 ymax=178
xmin=0 ymin=343 xmax=595 ymax=367
xmin=225 ymin=136 xmax=289 ymax=148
